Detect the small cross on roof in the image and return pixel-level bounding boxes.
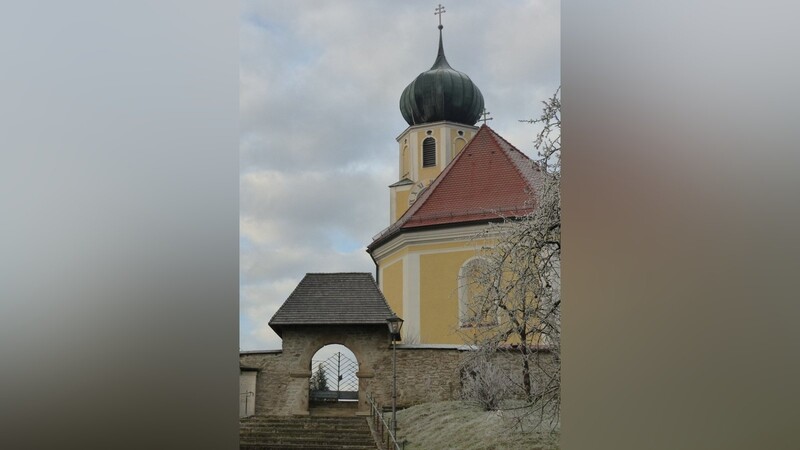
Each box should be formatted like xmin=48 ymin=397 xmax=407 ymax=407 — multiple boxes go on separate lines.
xmin=481 ymin=108 xmax=494 ymax=125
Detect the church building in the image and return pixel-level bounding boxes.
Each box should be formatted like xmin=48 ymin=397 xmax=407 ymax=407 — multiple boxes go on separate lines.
xmin=240 ymin=13 xmax=549 ymax=422
xmin=367 ymin=23 xmax=543 ymax=345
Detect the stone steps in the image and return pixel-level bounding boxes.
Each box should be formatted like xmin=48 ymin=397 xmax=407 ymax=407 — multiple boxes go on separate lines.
xmin=241 ymin=422 xmax=367 ymax=432
xmin=243 ymin=416 xmax=363 ymax=422
xmin=241 ymin=442 xmax=374 ymax=447
xmin=240 ymin=442 xmax=375 ymax=448
xmin=240 ymin=415 xmax=377 ymax=450
xmin=241 ymin=431 xmax=374 ymax=442
xmin=241 ymin=444 xmax=376 ymax=450
xmin=309 ymin=401 xmax=359 ymax=417
xmin=242 ymin=422 xmax=363 ymax=427
xmin=240 ymin=440 xmax=375 ymax=447
xmin=240 ymin=426 xmax=370 ymax=433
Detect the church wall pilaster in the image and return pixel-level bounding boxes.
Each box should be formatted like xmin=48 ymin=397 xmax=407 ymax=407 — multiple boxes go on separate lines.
xmin=402 ymin=252 xmax=421 ymax=343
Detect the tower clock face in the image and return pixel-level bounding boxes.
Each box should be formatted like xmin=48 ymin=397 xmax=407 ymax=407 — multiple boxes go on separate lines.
xmin=408 ymin=181 xmax=428 ymax=206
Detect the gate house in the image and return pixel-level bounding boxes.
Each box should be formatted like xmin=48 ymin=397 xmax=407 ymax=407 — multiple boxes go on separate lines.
xmin=243 ymin=273 xmax=398 ymax=416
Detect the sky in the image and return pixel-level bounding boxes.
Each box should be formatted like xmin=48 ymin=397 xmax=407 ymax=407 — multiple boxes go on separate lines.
xmin=239 ymin=0 xmax=560 ymax=351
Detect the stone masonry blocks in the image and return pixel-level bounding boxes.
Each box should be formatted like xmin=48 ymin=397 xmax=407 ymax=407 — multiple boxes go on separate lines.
xmin=240 ymin=324 xmax=554 ymax=415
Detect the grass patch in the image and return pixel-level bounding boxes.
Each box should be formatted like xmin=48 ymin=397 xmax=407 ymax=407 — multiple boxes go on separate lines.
xmin=395 ymin=400 xmax=559 ymax=450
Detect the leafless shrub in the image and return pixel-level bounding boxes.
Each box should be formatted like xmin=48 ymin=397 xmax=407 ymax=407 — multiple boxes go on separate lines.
xmin=459 ymin=356 xmax=514 ymax=411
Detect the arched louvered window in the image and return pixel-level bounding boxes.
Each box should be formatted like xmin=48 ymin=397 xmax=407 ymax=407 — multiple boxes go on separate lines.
xmin=422 ymin=137 xmax=436 ymax=167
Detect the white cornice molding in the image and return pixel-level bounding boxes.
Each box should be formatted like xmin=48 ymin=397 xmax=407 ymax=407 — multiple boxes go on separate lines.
xmin=371 ymin=223 xmax=505 ymax=261
xmin=396 ymin=121 xmax=480 ymax=142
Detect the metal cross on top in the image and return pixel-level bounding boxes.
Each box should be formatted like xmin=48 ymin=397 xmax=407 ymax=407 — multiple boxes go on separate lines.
xmin=481 ymin=108 xmax=494 ymax=125
xmin=434 ymin=4 xmax=446 ymax=29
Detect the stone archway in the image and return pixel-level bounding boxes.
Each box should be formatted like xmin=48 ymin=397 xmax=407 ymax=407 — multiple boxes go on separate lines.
xmin=261 ymin=272 xmax=397 ymax=416
xmin=282 ymin=324 xmax=385 ymax=416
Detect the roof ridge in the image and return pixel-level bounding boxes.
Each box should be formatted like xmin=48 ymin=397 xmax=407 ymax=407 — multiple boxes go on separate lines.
xmin=484 ymin=125 xmax=543 ymax=206
xmin=305 ymin=272 xmax=372 ymax=275
xmin=485 ymin=125 xmax=538 ymax=178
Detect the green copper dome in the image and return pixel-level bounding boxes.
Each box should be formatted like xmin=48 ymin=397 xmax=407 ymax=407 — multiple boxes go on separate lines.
xmin=399 ymin=28 xmax=484 ymax=126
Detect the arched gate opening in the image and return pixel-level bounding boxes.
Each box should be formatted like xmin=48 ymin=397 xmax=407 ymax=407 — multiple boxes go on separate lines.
xmin=308 ymin=344 xmax=362 ymax=416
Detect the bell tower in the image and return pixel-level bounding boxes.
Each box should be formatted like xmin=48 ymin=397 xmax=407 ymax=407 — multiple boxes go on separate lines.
xmin=389 ymin=6 xmax=484 ymax=223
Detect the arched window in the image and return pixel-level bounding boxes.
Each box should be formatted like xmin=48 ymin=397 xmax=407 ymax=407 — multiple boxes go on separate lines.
xmin=422 ymin=137 xmax=436 ymax=167
xmin=458 ymin=257 xmax=496 ymax=327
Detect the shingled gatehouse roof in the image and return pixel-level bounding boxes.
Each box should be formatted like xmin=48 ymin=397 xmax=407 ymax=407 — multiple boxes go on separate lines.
xmin=268 ymin=273 xmax=396 ymax=337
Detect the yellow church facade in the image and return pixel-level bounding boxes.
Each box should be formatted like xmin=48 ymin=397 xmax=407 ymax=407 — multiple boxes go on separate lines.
xmin=372 ymin=224 xmax=495 ymax=344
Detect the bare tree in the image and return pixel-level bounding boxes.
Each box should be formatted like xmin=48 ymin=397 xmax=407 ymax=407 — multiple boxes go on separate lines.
xmin=460 ymin=88 xmax=561 ymax=428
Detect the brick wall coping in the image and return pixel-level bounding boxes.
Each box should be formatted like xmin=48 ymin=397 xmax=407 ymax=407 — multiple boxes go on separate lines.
xmin=238 ymin=345 xmax=552 ymax=354
xmin=395 ymin=343 xmax=478 ymax=351
xmin=240 ymin=349 xmax=283 ymax=355
xmin=394 ymin=343 xmax=555 ymax=352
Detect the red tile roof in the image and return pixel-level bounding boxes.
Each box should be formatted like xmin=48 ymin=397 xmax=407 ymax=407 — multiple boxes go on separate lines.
xmin=369 ymin=125 xmax=542 ymax=250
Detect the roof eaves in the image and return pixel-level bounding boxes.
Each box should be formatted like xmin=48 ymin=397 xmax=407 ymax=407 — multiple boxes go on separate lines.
xmin=486 ymin=126 xmax=543 ymax=195
xmin=389 ymin=178 xmax=415 ymax=187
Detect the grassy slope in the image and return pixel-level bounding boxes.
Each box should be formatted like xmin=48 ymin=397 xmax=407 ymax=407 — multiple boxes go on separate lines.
xmin=395 ymin=401 xmax=559 ymax=450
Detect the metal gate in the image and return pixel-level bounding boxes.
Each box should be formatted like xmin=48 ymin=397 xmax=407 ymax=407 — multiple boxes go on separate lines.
xmin=309 ymin=351 xmax=359 ymax=402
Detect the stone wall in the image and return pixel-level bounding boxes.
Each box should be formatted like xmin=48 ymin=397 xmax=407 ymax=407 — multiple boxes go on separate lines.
xmin=239 ymin=351 xmax=283 ymax=415
xmin=240 ymin=326 xmax=555 ymax=416
xmin=239 ymin=371 xmax=257 ymax=417
xmin=386 ymin=345 xmax=554 ymax=408
xmin=375 ymin=345 xmax=464 ymax=408
xmin=240 ymin=324 xmax=393 ymax=416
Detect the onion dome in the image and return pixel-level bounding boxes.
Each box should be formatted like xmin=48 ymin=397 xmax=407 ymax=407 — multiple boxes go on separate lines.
xmin=399 ymin=27 xmax=484 ymax=126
